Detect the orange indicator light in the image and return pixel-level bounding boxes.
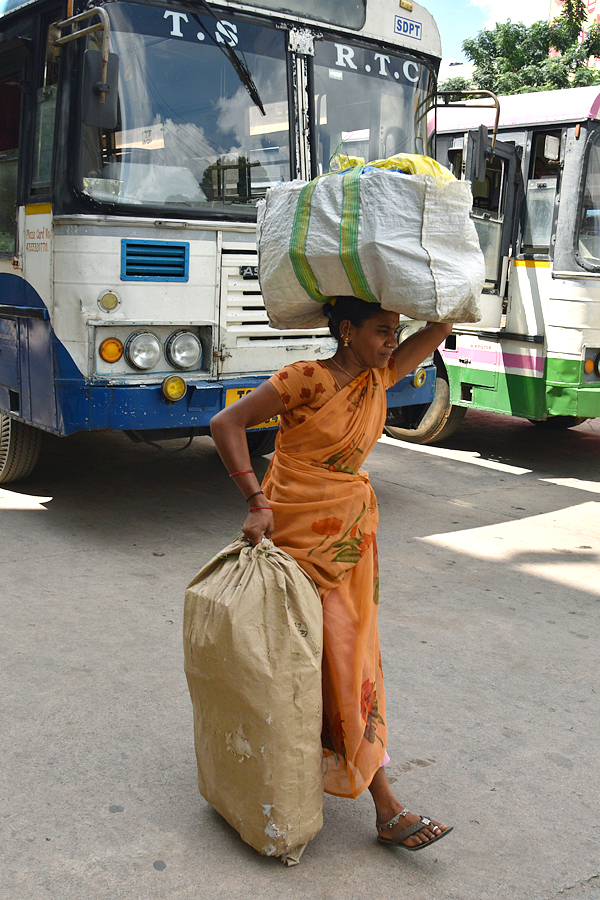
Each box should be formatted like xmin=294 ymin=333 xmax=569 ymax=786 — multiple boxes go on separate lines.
xmin=99 ymin=337 xmax=124 ymax=363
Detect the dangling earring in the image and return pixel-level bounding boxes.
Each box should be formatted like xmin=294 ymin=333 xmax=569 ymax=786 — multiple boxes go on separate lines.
xmin=342 ymin=332 xmax=350 ymax=347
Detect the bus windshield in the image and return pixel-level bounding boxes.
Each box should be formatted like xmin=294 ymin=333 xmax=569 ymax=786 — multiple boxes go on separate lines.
xmin=578 ymin=130 xmax=600 ymax=267
xmin=79 ymin=2 xmax=434 ymax=215
xmin=314 ymin=39 xmax=433 ymax=171
xmin=81 ymin=4 xmax=290 ymax=212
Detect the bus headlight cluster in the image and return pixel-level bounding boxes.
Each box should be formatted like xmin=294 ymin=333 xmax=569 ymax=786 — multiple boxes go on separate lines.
xmin=99 ymin=329 xmax=203 ymax=371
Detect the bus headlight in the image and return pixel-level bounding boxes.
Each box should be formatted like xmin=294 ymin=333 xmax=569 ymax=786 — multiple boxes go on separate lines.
xmin=397 ymin=321 xmax=424 ymax=342
xmin=165 ymin=330 xmax=202 ymax=370
xmin=125 ymin=331 xmax=162 ymax=370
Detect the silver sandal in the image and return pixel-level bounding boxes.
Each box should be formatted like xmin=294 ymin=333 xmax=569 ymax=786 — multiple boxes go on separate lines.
xmin=376 ymin=809 xmax=453 ymax=851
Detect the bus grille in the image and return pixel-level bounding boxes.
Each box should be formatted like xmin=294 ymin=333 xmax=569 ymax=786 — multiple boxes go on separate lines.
xmin=222 ymin=243 xmax=329 ymax=345
xmin=121 ymin=240 xmax=189 ymax=281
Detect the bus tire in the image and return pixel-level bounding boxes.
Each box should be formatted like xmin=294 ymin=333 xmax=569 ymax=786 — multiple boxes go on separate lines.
xmin=384 ymin=358 xmax=467 ymax=444
xmin=246 ymin=430 xmax=277 ymax=457
xmin=0 ymin=414 xmax=42 ymax=484
xmin=530 ymin=416 xmax=589 ymax=429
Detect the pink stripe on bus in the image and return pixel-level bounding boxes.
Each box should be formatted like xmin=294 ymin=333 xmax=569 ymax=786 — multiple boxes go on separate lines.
xmin=501 ymin=352 xmax=545 ymax=373
xmin=445 ymin=347 xmax=544 ymax=374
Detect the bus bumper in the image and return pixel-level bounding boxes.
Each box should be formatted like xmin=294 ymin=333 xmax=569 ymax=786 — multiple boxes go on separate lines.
xmin=52 ymin=367 xmax=436 ymax=436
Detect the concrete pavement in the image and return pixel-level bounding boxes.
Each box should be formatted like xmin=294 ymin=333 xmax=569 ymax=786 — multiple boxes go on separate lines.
xmin=1 ymin=413 xmax=599 ymax=900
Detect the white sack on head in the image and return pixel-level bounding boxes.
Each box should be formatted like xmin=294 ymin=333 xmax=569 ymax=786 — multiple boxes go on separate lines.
xmin=257 ymin=165 xmax=485 ymax=330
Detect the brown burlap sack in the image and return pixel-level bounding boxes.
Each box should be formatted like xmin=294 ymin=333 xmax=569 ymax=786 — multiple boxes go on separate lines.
xmin=183 ymin=537 xmax=323 ymax=864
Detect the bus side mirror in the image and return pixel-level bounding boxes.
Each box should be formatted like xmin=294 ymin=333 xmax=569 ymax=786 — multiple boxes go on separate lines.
xmin=82 ymin=48 xmax=119 ymax=129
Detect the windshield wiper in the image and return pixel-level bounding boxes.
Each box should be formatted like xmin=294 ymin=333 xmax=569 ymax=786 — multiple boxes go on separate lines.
xmin=191 ymin=0 xmax=266 ymax=116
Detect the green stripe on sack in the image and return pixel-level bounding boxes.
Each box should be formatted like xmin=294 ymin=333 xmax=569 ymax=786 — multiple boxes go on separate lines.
xmin=289 ymin=177 xmax=333 ymax=304
xmin=288 ymin=166 xmax=378 ymax=305
xmin=340 ymin=166 xmax=378 ymax=304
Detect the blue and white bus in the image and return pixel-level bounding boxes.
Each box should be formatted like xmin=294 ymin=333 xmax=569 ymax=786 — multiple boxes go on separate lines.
xmin=0 ymin=0 xmax=442 ymax=482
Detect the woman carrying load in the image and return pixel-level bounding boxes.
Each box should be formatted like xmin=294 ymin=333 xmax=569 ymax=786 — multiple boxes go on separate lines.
xmin=210 ymin=296 xmax=454 ymax=851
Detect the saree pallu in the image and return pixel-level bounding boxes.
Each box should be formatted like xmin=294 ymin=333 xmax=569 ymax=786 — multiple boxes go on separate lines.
xmin=263 ymin=360 xmax=396 ymax=798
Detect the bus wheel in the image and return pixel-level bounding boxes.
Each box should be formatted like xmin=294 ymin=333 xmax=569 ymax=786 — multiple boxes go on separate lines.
xmin=530 ymin=416 xmax=589 ymax=429
xmin=384 ymin=357 xmax=466 ymax=445
xmin=246 ymin=430 xmax=276 ymax=457
xmin=0 ymin=414 xmax=42 ymax=484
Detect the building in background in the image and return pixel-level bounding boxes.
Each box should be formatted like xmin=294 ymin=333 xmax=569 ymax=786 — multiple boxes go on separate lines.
xmin=550 ymin=0 xmax=599 ymax=29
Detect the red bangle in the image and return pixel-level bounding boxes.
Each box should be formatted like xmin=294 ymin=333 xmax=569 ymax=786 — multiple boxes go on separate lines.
xmin=249 ymin=506 xmax=272 ymax=511
xmin=229 ymin=469 xmax=254 ymax=477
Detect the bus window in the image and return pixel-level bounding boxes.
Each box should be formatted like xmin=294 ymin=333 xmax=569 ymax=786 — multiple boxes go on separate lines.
xmin=469 ymin=153 xmax=506 ymax=287
xmin=31 ymin=21 xmax=61 ymax=194
xmin=522 ymin=131 xmax=560 ymax=253
xmin=577 ymin=130 xmax=600 ymax=265
xmin=446 ymin=147 xmax=463 ymax=180
xmin=80 ymin=6 xmax=290 ymax=211
xmin=0 ymin=67 xmax=21 ymax=256
xmin=313 ymin=39 xmax=434 ymax=172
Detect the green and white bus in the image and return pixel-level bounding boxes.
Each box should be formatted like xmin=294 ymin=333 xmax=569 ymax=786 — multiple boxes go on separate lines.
xmin=385 ymin=86 xmax=600 ymax=443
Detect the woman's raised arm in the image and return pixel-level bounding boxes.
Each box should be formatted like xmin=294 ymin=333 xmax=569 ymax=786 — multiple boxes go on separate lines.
xmin=391 ymin=322 xmax=454 ymax=382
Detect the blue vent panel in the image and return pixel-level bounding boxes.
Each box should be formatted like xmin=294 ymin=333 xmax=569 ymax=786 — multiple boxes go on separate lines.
xmin=121 ymin=240 xmax=189 ymax=282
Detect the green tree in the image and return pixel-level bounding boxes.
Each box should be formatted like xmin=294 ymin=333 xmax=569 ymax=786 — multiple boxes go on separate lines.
xmin=461 ymin=0 xmax=600 ymax=95
xmin=437 ymin=74 xmax=472 ymax=96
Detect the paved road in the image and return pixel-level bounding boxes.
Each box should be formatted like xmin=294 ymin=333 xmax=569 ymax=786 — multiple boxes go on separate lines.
xmin=2 ymin=412 xmax=599 ymax=900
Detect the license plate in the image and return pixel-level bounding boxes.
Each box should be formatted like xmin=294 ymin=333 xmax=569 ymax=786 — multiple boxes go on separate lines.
xmin=225 ymin=387 xmax=279 ymax=430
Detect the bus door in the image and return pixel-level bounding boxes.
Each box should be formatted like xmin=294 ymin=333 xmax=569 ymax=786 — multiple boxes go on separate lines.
xmin=463 ymin=132 xmax=521 ymax=329
xmin=435 ymin=132 xmax=521 ymax=401
xmin=442 ymin=130 xmax=521 ymax=329
xmin=1 ymin=18 xmax=59 ymax=429
xmin=1 ymin=41 xmax=27 ymax=417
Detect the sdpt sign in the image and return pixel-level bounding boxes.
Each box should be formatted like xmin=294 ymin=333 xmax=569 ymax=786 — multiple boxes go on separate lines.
xmin=394 ymin=16 xmax=422 ymax=40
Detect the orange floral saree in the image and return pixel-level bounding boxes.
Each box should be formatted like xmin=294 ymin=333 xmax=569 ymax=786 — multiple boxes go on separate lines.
xmin=263 ymin=358 xmax=396 ymax=799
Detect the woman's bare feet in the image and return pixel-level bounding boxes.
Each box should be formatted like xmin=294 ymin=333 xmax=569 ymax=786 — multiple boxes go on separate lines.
xmin=369 ymin=766 xmax=451 ymax=849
